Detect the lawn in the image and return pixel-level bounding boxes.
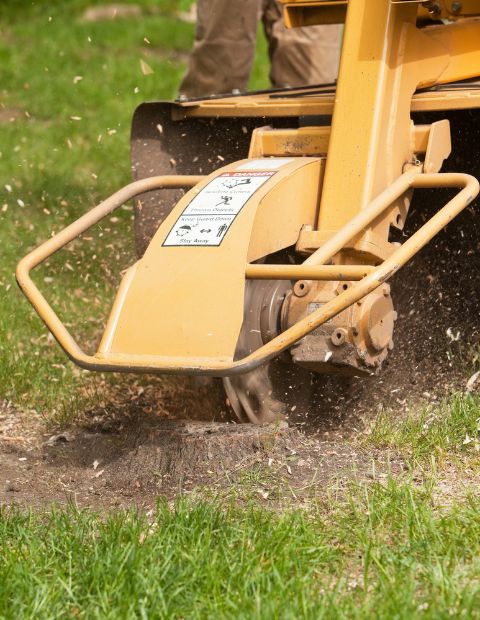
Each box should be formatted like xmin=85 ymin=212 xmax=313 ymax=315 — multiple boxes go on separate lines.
xmin=1 ymin=478 xmax=480 ymax=619
xmin=1 ymin=2 xmax=480 ymax=618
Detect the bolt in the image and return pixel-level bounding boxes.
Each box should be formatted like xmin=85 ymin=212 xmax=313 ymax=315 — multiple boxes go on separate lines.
xmin=331 ymin=328 xmax=347 ymax=346
xmin=451 ymin=2 xmax=462 ymax=13
xmin=336 ymin=282 xmax=350 ymax=295
xmin=428 ymin=2 xmax=442 ymax=16
xmin=294 ymin=280 xmax=310 ymax=297
xmin=382 ymin=284 xmax=390 ymax=296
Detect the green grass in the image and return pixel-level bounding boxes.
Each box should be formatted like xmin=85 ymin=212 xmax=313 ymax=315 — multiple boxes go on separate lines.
xmin=0 ymin=0 xmax=269 ymax=422
xmin=1 ymin=479 xmax=480 ymax=619
xmin=366 ymin=392 xmax=480 ymax=467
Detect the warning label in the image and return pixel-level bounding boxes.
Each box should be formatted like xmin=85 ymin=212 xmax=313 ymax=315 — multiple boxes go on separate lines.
xmin=163 ymin=171 xmax=275 ymax=247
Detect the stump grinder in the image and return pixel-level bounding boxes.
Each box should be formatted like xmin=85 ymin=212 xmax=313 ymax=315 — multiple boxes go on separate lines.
xmin=17 ymin=0 xmax=480 ymax=423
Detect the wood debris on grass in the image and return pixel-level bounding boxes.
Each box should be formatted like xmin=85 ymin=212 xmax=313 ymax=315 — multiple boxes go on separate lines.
xmin=139 ymin=59 xmax=154 ymax=76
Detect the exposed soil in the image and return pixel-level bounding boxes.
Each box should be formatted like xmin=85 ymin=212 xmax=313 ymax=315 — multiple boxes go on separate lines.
xmin=0 ymin=397 xmax=404 ymax=511
xmin=0 ymin=107 xmax=25 ymax=124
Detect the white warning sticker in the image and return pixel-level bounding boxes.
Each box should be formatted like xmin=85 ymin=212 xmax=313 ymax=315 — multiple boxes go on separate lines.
xmin=163 ymin=171 xmax=275 ymax=247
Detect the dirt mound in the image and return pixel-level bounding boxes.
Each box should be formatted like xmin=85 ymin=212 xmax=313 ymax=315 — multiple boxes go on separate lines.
xmin=0 ymin=402 xmax=402 ymax=510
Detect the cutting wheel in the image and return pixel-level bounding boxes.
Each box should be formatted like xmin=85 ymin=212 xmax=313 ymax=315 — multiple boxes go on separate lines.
xmin=223 ymin=278 xmax=315 ymax=424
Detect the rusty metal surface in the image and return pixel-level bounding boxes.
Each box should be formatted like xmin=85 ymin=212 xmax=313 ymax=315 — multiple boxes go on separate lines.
xmin=284 ymin=280 xmax=396 ymax=374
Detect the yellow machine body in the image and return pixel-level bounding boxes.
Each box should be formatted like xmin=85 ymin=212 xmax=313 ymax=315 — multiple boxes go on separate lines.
xmin=15 ymin=0 xmax=480 ymax=419
xmin=99 ymin=158 xmax=322 ymax=363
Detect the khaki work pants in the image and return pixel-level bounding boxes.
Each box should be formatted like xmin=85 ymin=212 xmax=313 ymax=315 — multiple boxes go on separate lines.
xmin=179 ymin=0 xmax=340 ymax=98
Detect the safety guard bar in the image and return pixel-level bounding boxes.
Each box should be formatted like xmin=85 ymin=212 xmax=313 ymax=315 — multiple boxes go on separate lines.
xmin=16 ymin=170 xmax=479 ymax=376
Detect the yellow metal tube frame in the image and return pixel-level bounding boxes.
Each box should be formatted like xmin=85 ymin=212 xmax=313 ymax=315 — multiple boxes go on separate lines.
xmin=16 ymin=172 xmax=479 ymax=377
xmin=245 ymin=264 xmax=373 ymax=281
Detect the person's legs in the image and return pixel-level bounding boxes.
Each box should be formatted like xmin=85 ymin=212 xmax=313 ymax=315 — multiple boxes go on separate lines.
xmin=179 ymin=0 xmax=262 ymax=98
xmin=262 ymin=0 xmax=341 ymax=87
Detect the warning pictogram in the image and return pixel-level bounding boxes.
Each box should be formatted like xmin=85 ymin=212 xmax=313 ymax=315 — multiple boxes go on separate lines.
xmin=163 ymin=171 xmax=275 ymax=247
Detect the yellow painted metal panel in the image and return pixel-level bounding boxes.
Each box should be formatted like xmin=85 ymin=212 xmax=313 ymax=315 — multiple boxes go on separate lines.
xmin=102 ymin=159 xmax=321 ymax=361
xmin=424 ymin=20 xmax=480 ymax=86
xmin=316 ymin=0 xmax=449 ymax=249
